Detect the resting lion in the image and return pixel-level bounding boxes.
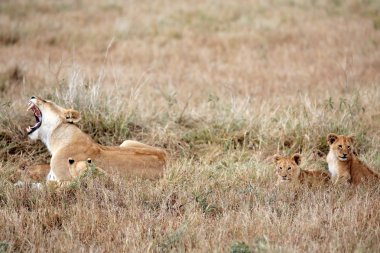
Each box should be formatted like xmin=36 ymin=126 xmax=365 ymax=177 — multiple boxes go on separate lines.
xmin=327 ymin=133 xmax=379 ymax=185
xmin=17 ymin=142 xmax=154 ymax=182
xmin=68 ymin=157 xmax=105 ymax=178
xmin=26 ymin=96 xmax=167 ymax=183
xmin=273 ymin=153 xmax=330 ymax=186
xmin=16 ymin=163 xmax=51 ymax=182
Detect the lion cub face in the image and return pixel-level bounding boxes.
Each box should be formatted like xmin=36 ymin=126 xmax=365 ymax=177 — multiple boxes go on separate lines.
xmin=327 ymin=133 xmax=354 ymax=162
xmin=27 ymin=96 xmax=81 ymax=140
xmin=68 ymin=158 xmax=92 ymax=178
xmin=273 ymin=154 xmax=301 ymax=184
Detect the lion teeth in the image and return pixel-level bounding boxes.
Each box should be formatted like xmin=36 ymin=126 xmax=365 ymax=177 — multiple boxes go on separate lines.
xmin=26 ymin=126 xmax=32 ymax=132
xmin=27 ymin=103 xmax=34 ymax=111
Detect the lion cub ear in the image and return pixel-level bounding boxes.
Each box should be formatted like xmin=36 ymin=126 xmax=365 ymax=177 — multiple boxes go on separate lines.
xmin=291 ymin=153 xmax=301 ymax=165
xmin=64 ymin=109 xmax=81 ymax=123
xmin=68 ymin=158 xmax=75 ymax=165
xmin=273 ymin=154 xmax=282 ymax=164
xmin=327 ymin=133 xmax=338 ymax=145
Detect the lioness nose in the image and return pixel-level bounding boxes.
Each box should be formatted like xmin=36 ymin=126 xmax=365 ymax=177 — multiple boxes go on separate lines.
xmin=31 ymin=96 xmax=36 ymax=99
xmin=282 ymin=175 xmax=287 ymax=179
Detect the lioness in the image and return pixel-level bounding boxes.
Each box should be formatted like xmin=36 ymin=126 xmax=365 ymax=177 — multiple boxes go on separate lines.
xmin=273 ymin=153 xmax=330 ymax=186
xmin=26 ymin=96 xmax=167 ymax=182
xmin=327 ymin=133 xmax=379 ymax=185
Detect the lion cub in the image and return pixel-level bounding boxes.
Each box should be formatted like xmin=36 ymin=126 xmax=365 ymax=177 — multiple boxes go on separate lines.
xmin=273 ymin=153 xmax=330 ymax=186
xmin=17 ymin=163 xmax=50 ymax=182
xmin=68 ymin=158 xmax=105 ymax=179
xmin=327 ymin=133 xmax=379 ymax=185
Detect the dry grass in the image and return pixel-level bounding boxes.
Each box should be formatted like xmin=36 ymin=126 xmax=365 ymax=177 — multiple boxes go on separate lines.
xmin=1 ymin=0 xmax=380 ymax=252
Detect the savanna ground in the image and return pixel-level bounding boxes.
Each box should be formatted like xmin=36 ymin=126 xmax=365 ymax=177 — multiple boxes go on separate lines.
xmin=1 ymin=0 xmax=380 ymax=252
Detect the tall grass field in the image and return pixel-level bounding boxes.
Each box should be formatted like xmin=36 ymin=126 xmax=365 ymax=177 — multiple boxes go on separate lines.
xmin=0 ymin=0 xmax=380 ymax=252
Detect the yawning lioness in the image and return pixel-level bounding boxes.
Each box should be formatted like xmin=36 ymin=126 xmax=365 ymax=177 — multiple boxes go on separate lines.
xmin=26 ymin=96 xmax=167 ymax=182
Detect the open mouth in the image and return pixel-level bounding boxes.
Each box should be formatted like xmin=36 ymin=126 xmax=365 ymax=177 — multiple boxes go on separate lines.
xmin=339 ymin=156 xmax=348 ymax=161
xmin=26 ymin=102 xmax=42 ymax=135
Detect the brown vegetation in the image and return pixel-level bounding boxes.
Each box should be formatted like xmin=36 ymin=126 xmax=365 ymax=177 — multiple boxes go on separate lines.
xmin=1 ymin=0 xmax=380 ymax=252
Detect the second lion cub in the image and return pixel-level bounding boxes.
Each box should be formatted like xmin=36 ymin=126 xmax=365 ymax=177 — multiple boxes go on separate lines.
xmin=273 ymin=153 xmax=330 ymax=186
xmin=326 ymin=133 xmax=379 ymax=185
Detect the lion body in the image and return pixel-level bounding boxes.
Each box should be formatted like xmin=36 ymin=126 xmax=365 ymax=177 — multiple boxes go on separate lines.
xmin=48 ymin=124 xmax=166 ymax=180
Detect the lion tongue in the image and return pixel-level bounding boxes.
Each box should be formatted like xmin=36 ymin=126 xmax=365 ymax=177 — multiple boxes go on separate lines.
xmin=32 ymin=107 xmax=41 ymax=117
xmin=27 ymin=103 xmax=41 ymax=117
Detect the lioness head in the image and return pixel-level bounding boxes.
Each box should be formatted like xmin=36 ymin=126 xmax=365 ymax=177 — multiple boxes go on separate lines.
xmin=26 ymin=96 xmax=81 ymax=140
xmin=68 ymin=157 xmax=92 ymax=178
xmin=273 ymin=153 xmax=302 ymax=183
xmin=327 ymin=133 xmax=355 ymax=162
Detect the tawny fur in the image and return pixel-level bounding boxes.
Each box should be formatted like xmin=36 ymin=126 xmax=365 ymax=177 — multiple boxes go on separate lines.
xmin=274 ymin=153 xmax=330 ymax=186
xmin=18 ymin=142 xmax=159 ymax=182
xmin=17 ymin=163 xmax=50 ymax=182
xmin=26 ymin=97 xmax=167 ymax=182
xmin=68 ymin=158 xmax=105 ymax=178
xmin=327 ymin=133 xmax=379 ymax=185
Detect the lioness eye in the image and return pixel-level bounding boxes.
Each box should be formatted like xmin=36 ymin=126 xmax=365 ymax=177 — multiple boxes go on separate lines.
xmin=347 ymin=146 xmax=351 ymax=149
xmin=287 ymin=167 xmax=291 ymax=170
xmin=279 ymin=167 xmax=282 ymax=170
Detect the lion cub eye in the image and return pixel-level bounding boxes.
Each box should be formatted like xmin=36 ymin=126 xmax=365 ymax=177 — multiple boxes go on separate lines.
xmin=287 ymin=167 xmax=291 ymax=170
xmin=338 ymin=145 xmax=343 ymax=149
xmin=279 ymin=167 xmax=282 ymax=170
xmin=347 ymin=146 xmax=351 ymax=149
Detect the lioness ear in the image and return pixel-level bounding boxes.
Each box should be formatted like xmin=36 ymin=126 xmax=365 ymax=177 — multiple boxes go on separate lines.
xmin=292 ymin=153 xmax=301 ymax=165
xmin=273 ymin=154 xmax=282 ymax=164
xmin=327 ymin=133 xmax=338 ymax=145
xmin=68 ymin=158 xmax=75 ymax=165
xmin=64 ymin=109 xmax=81 ymax=123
